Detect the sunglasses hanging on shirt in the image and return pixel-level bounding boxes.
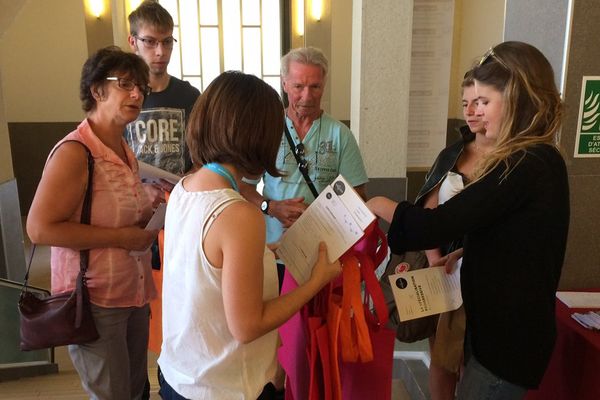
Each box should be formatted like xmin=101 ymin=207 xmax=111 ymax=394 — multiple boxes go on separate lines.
xmin=284 ymin=125 xmax=319 ymax=198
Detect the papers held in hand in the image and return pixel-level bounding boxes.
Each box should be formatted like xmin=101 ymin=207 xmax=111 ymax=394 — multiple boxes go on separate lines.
xmin=138 ymin=161 xmax=180 ymax=186
xmin=388 ymin=266 xmax=463 ymax=321
xmin=129 ymin=203 xmax=167 ymax=256
xmin=276 ymin=175 xmax=376 ymax=285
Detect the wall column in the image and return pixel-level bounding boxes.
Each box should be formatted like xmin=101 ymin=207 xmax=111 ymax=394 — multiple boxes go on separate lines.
xmin=351 ymin=0 xmax=413 ymax=201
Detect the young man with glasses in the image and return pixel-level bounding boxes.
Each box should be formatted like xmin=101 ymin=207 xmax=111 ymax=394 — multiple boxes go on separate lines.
xmin=125 ymin=0 xmax=199 ymax=186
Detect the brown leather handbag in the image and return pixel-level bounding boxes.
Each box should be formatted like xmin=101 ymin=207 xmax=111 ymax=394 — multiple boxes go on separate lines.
xmin=19 ymin=141 xmax=99 ymax=351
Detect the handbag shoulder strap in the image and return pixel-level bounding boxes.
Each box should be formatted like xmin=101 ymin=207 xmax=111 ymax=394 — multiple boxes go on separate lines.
xmin=23 ymin=140 xmax=94 ymax=288
xmin=21 ymin=245 xmax=37 ymax=290
xmin=283 ymin=124 xmax=319 ymax=198
xmin=76 ymin=141 xmax=94 ymax=276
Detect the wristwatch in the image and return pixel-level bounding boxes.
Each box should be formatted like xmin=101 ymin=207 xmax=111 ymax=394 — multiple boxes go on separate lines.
xmin=260 ymin=199 xmax=271 ymax=215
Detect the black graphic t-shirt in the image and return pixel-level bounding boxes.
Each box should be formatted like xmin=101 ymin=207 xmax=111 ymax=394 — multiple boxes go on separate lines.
xmin=125 ymin=76 xmax=200 ymax=175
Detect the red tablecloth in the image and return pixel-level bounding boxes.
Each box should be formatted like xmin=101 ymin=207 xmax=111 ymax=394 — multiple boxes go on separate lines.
xmin=525 ymin=291 xmax=600 ymax=400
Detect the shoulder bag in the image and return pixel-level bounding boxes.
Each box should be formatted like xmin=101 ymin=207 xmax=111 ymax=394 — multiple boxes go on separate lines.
xmin=19 ymin=141 xmax=99 ymax=351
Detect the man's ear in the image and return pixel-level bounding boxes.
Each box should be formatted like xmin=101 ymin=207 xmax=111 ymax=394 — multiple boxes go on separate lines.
xmin=128 ymin=35 xmax=137 ymax=52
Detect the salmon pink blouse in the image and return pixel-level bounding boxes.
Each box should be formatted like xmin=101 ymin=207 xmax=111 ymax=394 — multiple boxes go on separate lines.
xmin=50 ymin=119 xmax=157 ymax=307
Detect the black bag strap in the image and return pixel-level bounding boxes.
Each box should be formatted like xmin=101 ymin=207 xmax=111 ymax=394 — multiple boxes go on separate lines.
xmin=22 ymin=245 xmax=37 ymax=290
xmin=22 ymin=141 xmax=94 ymax=290
xmin=78 ymin=141 xmax=94 ymax=276
xmin=284 ymin=124 xmax=319 ymax=198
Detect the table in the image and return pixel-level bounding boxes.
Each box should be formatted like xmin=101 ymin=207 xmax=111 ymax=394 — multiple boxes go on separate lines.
xmin=525 ymin=291 xmax=600 ymax=400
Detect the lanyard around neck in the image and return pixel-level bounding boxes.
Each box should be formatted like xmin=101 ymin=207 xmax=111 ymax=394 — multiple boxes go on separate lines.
xmin=204 ymin=162 xmax=239 ymax=192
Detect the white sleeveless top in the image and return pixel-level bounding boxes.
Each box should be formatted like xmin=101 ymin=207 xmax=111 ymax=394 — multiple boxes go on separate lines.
xmin=438 ymin=171 xmax=465 ymax=270
xmin=158 ymin=180 xmax=279 ymax=399
xmin=438 ymin=171 xmax=465 ymax=205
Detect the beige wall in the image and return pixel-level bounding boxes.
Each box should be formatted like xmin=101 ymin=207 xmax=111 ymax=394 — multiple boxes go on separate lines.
xmin=449 ymin=0 xmax=505 ymax=119
xmin=0 ymin=69 xmax=13 ymax=183
xmin=0 ymin=0 xmax=87 ymax=123
xmin=330 ymin=0 xmax=353 ymax=121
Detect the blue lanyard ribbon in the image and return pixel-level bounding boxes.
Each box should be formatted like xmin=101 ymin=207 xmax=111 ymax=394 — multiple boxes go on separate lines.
xmin=204 ymin=163 xmax=239 ymax=192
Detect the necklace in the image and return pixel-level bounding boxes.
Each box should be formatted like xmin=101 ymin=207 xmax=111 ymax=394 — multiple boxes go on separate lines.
xmin=203 ymin=163 xmax=239 ymax=192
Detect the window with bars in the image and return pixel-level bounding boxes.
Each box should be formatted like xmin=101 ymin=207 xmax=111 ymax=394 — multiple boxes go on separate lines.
xmin=159 ymin=0 xmax=283 ymax=94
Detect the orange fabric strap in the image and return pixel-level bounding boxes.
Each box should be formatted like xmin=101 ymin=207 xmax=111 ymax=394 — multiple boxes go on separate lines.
xmin=339 ymin=254 xmax=374 ymax=363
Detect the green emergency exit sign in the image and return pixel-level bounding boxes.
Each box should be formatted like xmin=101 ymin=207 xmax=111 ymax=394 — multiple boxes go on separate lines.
xmin=575 ymin=77 xmax=600 ymax=157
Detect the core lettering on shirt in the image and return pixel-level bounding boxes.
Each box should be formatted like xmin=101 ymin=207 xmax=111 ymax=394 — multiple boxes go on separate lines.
xmin=133 ymin=118 xmax=180 ymax=143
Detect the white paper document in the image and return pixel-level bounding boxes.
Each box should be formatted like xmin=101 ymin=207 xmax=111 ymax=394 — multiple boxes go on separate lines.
xmin=556 ymin=291 xmax=600 ymax=308
xmin=276 ymin=175 xmax=376 ymax=285
xmin=571 ymin=311 xmax=600 ymax=330
xmin=138 ymin=161 xmax=180 ymax=185
xmin=388 ymin=266 xmax=462 ymax=321
xmin=129 ymin=203 xmax=167 ymax=256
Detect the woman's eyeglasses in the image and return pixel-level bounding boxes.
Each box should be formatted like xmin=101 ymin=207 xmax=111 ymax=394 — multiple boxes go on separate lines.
xmin=478 ymin=47 xmax=510 ymax=70
xmin=106 ymin=77 xmax=152 ymax=97
xmin=295 ymin=143 xmax=309 ymax=175
xmin=135 ymin=35 xmax=177 ymax=49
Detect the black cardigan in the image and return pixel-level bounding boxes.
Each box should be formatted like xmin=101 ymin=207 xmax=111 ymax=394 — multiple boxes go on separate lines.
xmin=387 ymin=144 xmax=569 ymax=388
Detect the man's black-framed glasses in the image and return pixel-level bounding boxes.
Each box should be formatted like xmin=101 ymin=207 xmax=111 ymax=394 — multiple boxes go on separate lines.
xmin=478 ymin=47 xmax=509 ymax=70
xmin=106 ymin=77 xmax=152 ymax=97
xmin=295 ymin=143 xmax=309 ymax=175
xmin=135 ymin=35 xmax=177 ymax=49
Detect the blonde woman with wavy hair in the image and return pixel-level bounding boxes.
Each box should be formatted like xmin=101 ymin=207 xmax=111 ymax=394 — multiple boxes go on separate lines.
xmin=470 ymin=41 xmax=563 ymax=183
xmin=368 ymin=41 xmax=569 ymax=400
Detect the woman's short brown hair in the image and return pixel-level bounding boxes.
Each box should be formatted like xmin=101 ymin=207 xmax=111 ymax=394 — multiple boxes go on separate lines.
xmin=187 ymin=71 xmax=284 ymax=177
xmin=80 ymin=46 xmax=149 ymax=112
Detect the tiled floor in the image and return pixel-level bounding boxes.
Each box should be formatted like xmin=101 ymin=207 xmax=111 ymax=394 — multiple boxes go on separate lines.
xmin=0 ymin=347 xmax=161 ymax=399
xmin=1 ymin=234 xmax=418 ymax=399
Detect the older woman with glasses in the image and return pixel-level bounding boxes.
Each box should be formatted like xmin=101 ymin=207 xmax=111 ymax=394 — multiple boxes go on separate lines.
xmin=27 ymin=46 xmax=158 ymax=400
xmin=367 ymin=41 xmax=569 ymax=400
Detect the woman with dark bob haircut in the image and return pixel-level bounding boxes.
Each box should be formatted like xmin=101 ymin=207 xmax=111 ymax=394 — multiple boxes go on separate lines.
xmin=27 ymin=46 xmax=158 ymax=399
xmin=157 ymin=71 xmax=341 ymax=399
xmin=367 ymin=41 xmax=569 ymax=399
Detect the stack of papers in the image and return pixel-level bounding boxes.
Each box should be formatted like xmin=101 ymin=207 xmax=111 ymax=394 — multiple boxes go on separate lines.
xmin=138 ymin=161 xmax=180 ymax=185
xmin=571 ymin=311 xmax=600 ymax=330
xmin=556 ymin=291 xmax=600 ymax=308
